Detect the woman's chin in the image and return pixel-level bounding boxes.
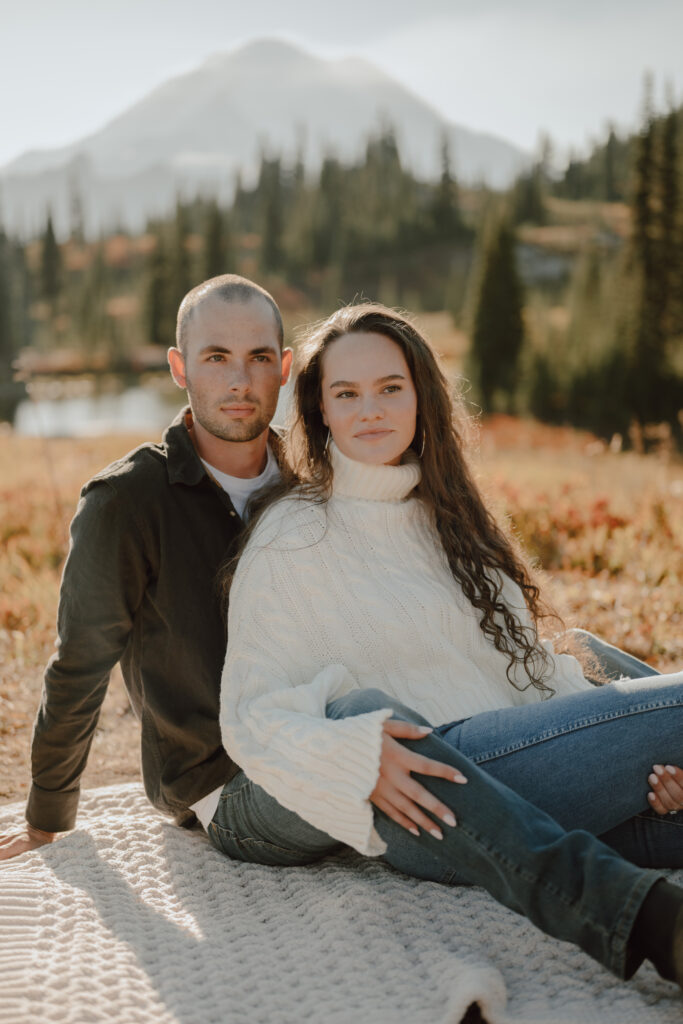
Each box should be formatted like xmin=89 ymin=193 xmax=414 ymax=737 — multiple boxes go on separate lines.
xmin=342 ymin=443 xmax=406 ymax=466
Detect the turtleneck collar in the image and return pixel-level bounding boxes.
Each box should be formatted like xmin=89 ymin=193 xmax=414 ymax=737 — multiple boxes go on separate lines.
xmin=330 ymin=441 xmax=421 ymax=502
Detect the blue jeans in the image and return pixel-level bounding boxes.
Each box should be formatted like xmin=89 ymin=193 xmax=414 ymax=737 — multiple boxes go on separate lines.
xmin=209 ymin=635 xmax=680 ymax=978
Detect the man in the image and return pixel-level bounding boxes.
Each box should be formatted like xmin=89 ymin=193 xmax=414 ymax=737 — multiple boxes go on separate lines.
xmin=0 ymin=273 xmax=292 ymax=856
xmin=1 ymin=275 xmax=680 ymax=990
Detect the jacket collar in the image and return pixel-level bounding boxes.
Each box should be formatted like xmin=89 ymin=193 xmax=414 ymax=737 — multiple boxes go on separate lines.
xmin=164 ymin=406 xmax=285 ymax=486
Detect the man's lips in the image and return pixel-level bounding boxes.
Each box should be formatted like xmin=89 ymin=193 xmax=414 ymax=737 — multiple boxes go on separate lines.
xmin=221 ymin=404 xmax=256 ymax=417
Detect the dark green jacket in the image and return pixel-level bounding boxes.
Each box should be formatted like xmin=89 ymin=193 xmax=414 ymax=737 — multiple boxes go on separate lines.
xmin=27 ymin=407 xmax=276 ymax=832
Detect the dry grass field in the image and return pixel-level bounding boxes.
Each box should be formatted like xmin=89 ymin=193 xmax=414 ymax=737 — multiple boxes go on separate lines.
xmin=1 ymin=418 xmax=681 ymax=805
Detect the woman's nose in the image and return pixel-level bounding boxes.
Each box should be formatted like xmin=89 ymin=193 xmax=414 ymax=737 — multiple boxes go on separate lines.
xmin=358 ymin=396 xmax=383 ymax=420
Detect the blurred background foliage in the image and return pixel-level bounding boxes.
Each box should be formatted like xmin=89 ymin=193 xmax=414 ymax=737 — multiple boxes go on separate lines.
xmin=1 ymin=82 xmax=681 ymax=447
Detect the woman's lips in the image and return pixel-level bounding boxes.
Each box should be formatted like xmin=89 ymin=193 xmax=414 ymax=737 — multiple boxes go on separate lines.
xmin=354 ymin=429 xmax=393 ymax=440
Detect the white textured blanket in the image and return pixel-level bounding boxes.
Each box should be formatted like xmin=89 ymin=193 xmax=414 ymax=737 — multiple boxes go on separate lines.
xmin=0 ymin=784 xmax=680 ymax=1024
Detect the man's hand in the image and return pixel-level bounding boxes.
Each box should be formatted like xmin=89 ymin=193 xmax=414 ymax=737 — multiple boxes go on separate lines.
xmin=0 ymin=825 xmax=56 ymax=860
xmin=370 ymin=720 xmax=467 ymax=839
xmin=648 ymin=764 xmax=683 ymax=815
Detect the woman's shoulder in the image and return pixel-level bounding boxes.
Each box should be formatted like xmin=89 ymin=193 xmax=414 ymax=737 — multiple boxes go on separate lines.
xmin=244 ymin=490 xmax=328 ymax=554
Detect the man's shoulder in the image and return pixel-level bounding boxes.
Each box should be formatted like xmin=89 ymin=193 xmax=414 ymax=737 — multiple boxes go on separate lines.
xmin=81 ymin=441 xmax=170 ymax=499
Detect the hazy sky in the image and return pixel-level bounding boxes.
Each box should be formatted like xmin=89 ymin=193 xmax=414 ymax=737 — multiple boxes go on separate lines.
xmin=2 ymin=0 xmax=681 ymax=168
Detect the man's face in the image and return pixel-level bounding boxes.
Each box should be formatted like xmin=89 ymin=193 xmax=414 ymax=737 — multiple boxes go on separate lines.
xmin=168 ymin=295 xmax=292 ymax=443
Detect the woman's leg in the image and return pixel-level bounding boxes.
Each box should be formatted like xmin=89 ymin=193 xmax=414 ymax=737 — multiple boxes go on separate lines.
xmin=326 ymin=689 xmax=665 ymax=980
xmin=436 ymin=673 xmax=683 ymax=867
xmin=207 ymin=769 xmax=343 ymax=866
xmin=569 ymin=628 xmax=662 ymax=683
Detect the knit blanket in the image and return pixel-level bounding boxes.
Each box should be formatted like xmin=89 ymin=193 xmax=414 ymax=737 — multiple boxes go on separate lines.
xmin=0 ymin=784 xmax=680 ymax=1024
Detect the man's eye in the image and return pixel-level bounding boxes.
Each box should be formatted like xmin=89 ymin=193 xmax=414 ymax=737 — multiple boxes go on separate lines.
xmin=253 ymin=354 xmax=271 ymax=362
xmin=208 ymin=354 xmax=224 ymax=362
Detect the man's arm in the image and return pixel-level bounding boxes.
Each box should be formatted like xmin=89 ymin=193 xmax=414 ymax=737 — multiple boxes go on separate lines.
xmin=2 ymin=478 xmax=149 ymax=854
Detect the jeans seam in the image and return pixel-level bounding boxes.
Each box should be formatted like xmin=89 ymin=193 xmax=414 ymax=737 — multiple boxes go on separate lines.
xmin=469 ymin=700 xmax=683 ymax=762
xmin=454 ymin=817 xmax=664 ymax=975
xmin=210 ymin=819 xmax=308 ymax=858
xmin=217 ymin=777 xmax=251 ymax=804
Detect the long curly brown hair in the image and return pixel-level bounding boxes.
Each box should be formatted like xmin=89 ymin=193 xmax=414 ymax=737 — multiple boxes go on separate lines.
xmin=234 ymin=302 xmax=561 ymax=695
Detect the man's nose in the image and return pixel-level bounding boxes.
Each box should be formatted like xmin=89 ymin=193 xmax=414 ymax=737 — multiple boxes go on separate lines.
xmin=227 ymin=364 xmax=250 ymax=392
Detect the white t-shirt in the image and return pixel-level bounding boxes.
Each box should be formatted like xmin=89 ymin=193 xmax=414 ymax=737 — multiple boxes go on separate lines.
xmin=190 ymin=444 xmax=281 ymax=831
xmin=200 ymin=443 xmax=281 ymax=520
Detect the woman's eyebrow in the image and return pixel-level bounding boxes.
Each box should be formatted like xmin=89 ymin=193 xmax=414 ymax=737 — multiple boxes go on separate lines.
xmin=328 ymin=373 xmax=406 ymax=389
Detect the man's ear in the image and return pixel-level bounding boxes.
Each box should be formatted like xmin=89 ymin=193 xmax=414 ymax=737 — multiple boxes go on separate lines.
xmin=280 ymin=347 xmax=294 ymax=385
xmin=168 ymin=347 xmax=187 ymax=390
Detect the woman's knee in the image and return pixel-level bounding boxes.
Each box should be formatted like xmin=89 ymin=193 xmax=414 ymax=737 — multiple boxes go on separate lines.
xmin=326 ymin=687 xmax=423 ymax=722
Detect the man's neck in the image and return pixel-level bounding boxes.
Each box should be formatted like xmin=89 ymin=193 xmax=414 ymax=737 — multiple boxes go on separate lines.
xmin=188 ymin=417 xmax=269 ymax=479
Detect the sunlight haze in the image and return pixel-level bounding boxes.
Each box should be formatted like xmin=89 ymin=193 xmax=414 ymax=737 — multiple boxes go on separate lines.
xmin=1 ymin=0 xmax=681 ymax=168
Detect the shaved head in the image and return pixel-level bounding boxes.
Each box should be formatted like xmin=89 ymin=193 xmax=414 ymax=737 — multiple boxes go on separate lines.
xmin=176 ymin=274 xmax=283 ymax=354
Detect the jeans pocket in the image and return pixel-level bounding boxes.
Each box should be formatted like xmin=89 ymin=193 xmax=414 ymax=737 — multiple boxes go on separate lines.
xmin=208 ymin=820 xmax=322 ymax=866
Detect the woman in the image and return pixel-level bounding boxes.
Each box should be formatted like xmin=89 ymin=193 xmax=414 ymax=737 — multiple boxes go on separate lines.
xmin=215 ymin=303 xmax=683 ymax=986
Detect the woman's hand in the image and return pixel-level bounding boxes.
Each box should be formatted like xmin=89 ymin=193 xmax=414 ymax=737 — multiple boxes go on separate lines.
xmin=647 ymin=764 xmax=683 ymax=815
xmin=370 ymin=719 xmax=467 ymax=839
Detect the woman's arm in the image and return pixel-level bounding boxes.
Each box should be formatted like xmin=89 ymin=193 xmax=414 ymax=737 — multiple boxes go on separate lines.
xmin=220 ymin=519 xmax=396 ymax=856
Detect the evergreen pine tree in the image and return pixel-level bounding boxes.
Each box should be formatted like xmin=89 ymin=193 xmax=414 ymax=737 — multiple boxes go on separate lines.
xmin=41 ymin=211 xmax=61 ymax=308
xmin=311 ymin=155 xmax=343 ymax=268
xmin=659 ymin=100 xmax=679 ymax=337
xmin=259 ymin=157 xmax=284 ymax=274
xmin=604 ymin=126 xmax=619 ymax=201
xmin=145 ymin=231 xmax=174 ymax=347
xmin=467 ymin=215 xmax=525 ymax=411
xmin=203 ymin=199 xmax=232 ymax=279
xmin=430 ymin=134 xmax=462 ymax=238
xmin=76 ymin=240 xmax=107 ymax=354
xmin=0 ymin=225 xmax=12 ymax=364
xmin=169 ymin=199 xmax=191 ymax=311
xmin=510 ymin=165 xmax=546 ymax=225
xmin=625 ymin=78 xmax=669 ymax=425
xmin=69 ymin=168 xmax=86 ymax=243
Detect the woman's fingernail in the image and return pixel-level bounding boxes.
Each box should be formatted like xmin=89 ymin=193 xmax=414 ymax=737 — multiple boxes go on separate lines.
xmin=409 ymin=826 xmax=419 ymax=836
xmin=665 ymin=765 xmax=677 ymax=775
xmin=654 ymin=765 xmax=664 ymax=775
xmin=443 ymin=813 xmax=457 ymax=827
xmin=417 ymin=726 xmax=433 ymax=734
xmin=648 ymin=792 xmax=657 ymax=802
xmin=429 ymin=828 xmax=443 ymax=840
xmin=453 ymin=773 xmax=467 ymax=784
xmin=649 ymin=774 xmax=659 ymax=787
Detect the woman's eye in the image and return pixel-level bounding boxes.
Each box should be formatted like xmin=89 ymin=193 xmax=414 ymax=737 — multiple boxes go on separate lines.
xmin=383 ymin=385 xmax=401 ymax=393
xmin=335 ymin=391 xmax=356 ymax=399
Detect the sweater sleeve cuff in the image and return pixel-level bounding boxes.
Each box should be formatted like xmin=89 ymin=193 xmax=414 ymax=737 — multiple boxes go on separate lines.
xmin=26 ymin=783 xmax=80 ymax=833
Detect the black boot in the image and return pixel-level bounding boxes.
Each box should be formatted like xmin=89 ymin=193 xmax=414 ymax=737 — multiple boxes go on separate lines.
xmin=630 ymin=879 xmax=683 ymax=987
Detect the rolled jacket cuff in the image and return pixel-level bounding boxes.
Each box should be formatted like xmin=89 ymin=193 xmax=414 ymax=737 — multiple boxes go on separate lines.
xmin=26 ymin=782 xmax=80 ymax=833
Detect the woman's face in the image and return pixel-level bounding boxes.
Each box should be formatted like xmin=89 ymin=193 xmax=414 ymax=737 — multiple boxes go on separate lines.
xmin=320 ymin=331 xmax=418 ymax=466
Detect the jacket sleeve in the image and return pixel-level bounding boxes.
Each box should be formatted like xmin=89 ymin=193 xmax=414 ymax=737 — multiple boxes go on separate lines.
xmin=27 ymin=479 xmax=150 ymax=832
xmin=219 ymin=529 xmax=393 ymax=857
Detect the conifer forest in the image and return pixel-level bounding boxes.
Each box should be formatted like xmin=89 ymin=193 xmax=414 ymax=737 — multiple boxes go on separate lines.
xmin=1 ymin=91 xmax=681 ymax=446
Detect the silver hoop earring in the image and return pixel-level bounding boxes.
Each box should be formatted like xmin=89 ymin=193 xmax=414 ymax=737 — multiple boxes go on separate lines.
xmin=418 ymin=430 xmax=425 ymax=458
xmin=324 ymin=429 xmax=331 ymax=451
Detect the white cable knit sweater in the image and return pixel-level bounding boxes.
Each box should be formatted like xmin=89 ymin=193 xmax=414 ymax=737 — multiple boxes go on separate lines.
xmin=220 ymin=444 xmax=592 ymax=857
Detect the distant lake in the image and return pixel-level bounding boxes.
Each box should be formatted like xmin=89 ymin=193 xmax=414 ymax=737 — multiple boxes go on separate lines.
xmin=13 ymin=378 xmax=293 ymax=438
